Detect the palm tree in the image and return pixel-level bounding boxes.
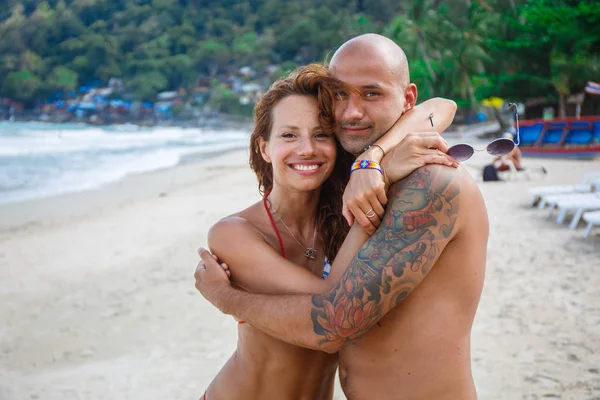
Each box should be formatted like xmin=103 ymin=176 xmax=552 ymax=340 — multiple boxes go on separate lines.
xmin=436 ymin=1 xmax=492 ymax=111
xmin=383 ymin=0 xmax=440 ymax=95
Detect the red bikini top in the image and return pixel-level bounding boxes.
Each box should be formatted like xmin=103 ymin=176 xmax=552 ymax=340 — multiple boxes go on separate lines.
xmin=263 ymin=190 xmax=286 ymax=258
xmin=238 ymin=191 xmax=286 ymax=326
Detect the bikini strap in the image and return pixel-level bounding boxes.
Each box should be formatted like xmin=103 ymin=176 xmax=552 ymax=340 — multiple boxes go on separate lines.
xmin=263 ymin=190 xmax=286 ymax=258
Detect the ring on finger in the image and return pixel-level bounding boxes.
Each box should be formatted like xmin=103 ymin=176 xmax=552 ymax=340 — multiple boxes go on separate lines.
xmin=365 ymin=208 xmax=377 ymax=218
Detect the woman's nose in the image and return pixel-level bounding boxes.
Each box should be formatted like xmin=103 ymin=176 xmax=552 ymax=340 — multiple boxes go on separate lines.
xmin=297 ymin=136 xmax=316 ymax=156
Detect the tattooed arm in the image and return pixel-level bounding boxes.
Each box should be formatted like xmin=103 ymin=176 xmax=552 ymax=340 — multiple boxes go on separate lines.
xmin=197 ymin=164 xmax=463 ymax=353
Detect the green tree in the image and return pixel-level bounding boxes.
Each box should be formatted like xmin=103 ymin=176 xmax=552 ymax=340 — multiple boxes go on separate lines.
xmin=482 ymin=0 xmax=600 ymax=116
xmin=232 ymin=32 xmax=259 ymax=65
xmin=48 ymin=66 xmax=78 ymax=92
xmin=521 ymin=0 xmax=600 ymax=116
xmin=437 ymin=1 xmax=492 ymax=109
xmin=384 ymin=0 xmax=440 ymax=96
xmin=2 ymin=70 xmax=42 ymax=104
xmin=193 ymin=39 xmax=230 ymax=77
xmin=126 ymin=71 xmax=169 ymax=101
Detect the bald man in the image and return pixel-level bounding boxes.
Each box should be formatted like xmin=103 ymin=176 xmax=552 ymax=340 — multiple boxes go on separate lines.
xmin=196 ymin=34 xmax=488 ymax=400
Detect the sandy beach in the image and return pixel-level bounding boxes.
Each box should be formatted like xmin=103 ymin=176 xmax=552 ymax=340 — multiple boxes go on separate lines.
xmin=0 ymin=147 xmax=599 ymax=399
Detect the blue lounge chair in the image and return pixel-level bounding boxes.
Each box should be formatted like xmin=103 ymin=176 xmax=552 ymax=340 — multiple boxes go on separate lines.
xmin=519 ymin=123 xmax=544 ymax=145
xmin=541 ymin=121 xmax=568 ymax=145
xmin=564 ymin=121 xmax=593 ymax=145
xmin=593 ymin=122 xmax=600 ymax=143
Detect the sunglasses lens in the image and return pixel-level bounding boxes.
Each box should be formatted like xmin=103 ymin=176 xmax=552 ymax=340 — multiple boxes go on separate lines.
xmin=487 ymin=139 xmax=515 ymax=156
xmin=448 ymin=144 xmax=474 ymax=162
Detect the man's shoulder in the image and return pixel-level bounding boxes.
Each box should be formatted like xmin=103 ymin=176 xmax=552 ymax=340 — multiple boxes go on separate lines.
xmin=385 ymin=164 xmax=481 ymax=240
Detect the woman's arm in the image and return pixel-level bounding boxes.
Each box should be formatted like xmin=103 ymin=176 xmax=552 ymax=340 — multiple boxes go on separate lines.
xmin=208 ymin=216 xmax=366 ymax=295
xmin=342 ymin=97 xmax=458 ymax=232
xmin=363 ymin=97 xmax=457 ymax=162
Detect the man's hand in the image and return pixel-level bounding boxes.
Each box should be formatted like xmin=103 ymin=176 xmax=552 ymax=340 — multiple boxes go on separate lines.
xmin=343 ymin=132 xmax=458 ymax=234
xmin=194 ymin=247 xmax=232 ymax=311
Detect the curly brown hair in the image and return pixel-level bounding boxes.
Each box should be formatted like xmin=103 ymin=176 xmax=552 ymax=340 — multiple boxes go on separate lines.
xmin=249 ymin=64 xmax=354 ymax=261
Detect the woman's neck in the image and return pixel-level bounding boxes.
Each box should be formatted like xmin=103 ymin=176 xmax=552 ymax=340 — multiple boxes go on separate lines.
xmin=267 ymin=185 xmax=320 ymax=237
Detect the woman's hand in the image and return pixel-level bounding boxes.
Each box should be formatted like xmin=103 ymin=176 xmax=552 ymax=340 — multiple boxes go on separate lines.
xmin=342 ymin=168 xmax=386 ymax=234
xmin=381 ymin=131 xmax=458 ymax=186
xmin=342 ymin=132 xmax=458 ymax=234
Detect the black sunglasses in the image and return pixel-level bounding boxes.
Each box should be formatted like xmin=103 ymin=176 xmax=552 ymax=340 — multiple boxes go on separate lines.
xmin=446 ymin=103 xmax=521 ymax=162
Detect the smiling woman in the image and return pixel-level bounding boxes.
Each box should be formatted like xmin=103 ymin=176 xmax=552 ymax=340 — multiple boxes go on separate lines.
xmin=201 ymin=64 xmax=353 ymax=400
xmin=249 ymin=65 xmax=354 ymax=260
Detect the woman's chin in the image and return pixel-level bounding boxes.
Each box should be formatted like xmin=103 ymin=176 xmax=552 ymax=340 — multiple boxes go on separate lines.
xmin=288 ymin=180 xmax=326 ymax=193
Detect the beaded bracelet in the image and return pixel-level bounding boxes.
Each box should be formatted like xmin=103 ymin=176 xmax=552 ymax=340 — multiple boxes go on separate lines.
xmin=350 ymin=160 xmax=383 ymax=175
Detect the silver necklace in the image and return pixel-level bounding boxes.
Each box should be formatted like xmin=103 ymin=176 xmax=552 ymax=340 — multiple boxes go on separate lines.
xmin=278 ymin=216 xmax=318 ymax=259
xmin=268 ymin=198 xmax=317 ymax=259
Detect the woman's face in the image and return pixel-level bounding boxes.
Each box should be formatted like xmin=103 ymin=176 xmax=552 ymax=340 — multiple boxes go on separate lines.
xmin=260 ymin=95 xmax=337 ymax=193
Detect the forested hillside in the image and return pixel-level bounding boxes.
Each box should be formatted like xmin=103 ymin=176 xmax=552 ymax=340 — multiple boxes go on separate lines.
xmin=1 ymin=0 xmax=599 ymax=115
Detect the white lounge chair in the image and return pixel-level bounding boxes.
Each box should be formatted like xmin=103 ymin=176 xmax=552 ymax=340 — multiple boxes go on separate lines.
xmin=542 ymin=192 xmax=599 ymax=214
xmin=550 ymin=193 xmax=600 ymax=229
xmin=583 ymin=210 xmax=600 ymax=238
xmin=529 ymin=171 xmax=600 ymax=207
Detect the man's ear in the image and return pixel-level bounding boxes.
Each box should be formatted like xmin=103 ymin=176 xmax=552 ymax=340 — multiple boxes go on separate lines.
xmin=403 ymin=83 xmax=418 ymax=112
xmin=259 ymin=137 xmax=271 ymax=163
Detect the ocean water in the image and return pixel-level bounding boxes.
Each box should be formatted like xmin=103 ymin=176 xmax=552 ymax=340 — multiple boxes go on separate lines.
xmin=0 ymin=121 xmax=250 ymax=205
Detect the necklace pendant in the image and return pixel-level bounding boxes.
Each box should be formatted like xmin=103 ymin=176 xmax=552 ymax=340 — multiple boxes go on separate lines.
xmin=304 ymin=248 xmax=317 ymax=259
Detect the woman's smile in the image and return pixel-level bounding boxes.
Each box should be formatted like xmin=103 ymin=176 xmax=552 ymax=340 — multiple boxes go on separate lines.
xmin=289 ymin=161 xmax=325 ymax=175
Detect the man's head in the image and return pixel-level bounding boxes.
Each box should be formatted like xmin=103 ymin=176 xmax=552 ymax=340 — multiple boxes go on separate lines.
xmin=329 ymin=34 xmax=418 ymax=155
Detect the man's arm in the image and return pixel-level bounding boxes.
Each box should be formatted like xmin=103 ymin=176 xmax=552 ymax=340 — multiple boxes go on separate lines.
xmin=197 ymin=164 xmax=462 ymax=353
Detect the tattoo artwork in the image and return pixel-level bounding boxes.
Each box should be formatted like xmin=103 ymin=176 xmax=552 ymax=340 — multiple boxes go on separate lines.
xmin=311 ymin=167 xmax=459 ymax=352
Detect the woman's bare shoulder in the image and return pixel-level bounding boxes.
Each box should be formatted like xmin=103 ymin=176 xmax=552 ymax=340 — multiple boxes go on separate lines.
xmin=208 ymin=202 xmax=268 ymax=247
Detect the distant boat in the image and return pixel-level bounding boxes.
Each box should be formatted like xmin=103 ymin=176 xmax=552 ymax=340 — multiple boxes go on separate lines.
xmin=518 ymin=116 xmax=600 ymax=159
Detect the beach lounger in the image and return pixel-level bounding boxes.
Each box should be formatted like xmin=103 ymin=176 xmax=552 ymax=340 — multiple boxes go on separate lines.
xmin=536 ymin=185 xmax=599 ymax=210
xmin=583 ymin=210 xmax=600 ymax=238
xmin=563 ymin=121 xmax=594 ymax=145
xmin=540 ymin=121 xmax=568 ymax=146
xmin=550 ymin=193 xmax=600 ymax=229
xmin=520 ymin=123 xmax=544 ymax=145
xmin=542 ymin=192 xmax=599 ymax=215
xmin=529 ymin=171 xmax=600 ymax=206
xmin=594 ymin=122 xmax=600 ymax=144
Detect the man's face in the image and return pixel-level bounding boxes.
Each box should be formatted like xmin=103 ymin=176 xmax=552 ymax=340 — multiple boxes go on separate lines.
xmin=330 ymin=53 xmax=408 ymax=155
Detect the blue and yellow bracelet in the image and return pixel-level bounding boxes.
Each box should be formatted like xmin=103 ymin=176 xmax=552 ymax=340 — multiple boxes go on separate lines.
xmin=350 ymin=160 xmax=383 ymax=175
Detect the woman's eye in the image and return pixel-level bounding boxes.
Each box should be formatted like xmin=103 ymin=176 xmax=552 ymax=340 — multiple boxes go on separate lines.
xmin=282 ymin=132 xmax=295 ymax=138
xmin=336 ymin=91 xmax=348 ymax=100
xmin=364 ymin=92 xmax=379 ymax=98
xmin=315 ymin=132 xmax=332 ymax=139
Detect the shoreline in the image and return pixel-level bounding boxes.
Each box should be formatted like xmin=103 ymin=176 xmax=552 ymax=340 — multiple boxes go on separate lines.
xmin=1 ymin=112 xmax=254 ymax=130
xmin=0 ymin=119 xmax=501 ymax=228
xmin=0 ymin=147 xmax=250 ymax=235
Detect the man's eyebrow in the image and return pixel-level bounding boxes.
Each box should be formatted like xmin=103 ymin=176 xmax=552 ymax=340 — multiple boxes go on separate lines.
xmin=361 ymin=84 xmax=383 ymax=90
